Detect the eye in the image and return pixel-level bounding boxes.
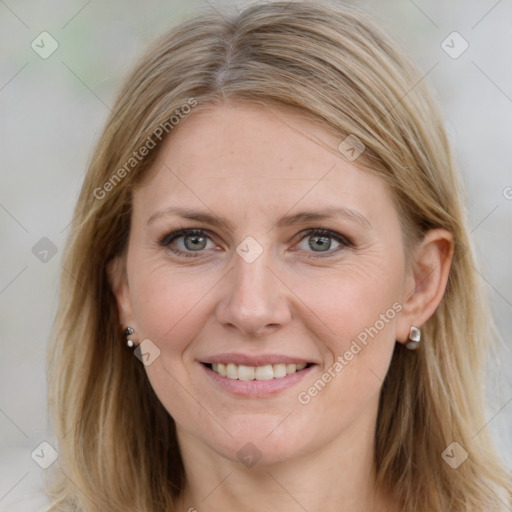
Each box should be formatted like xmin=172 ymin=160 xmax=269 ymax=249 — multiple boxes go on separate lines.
xmin=294 ymin=228 xmax=353 ymax=257
xmin=159 ymin=227 xmax=353 ymax=259
xmin=159 ymin=228 xmax=215 ymax=258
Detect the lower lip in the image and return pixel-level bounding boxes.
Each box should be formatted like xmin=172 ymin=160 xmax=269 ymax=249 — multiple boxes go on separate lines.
xmin=201 ymin=363 xmax=316 ymax=398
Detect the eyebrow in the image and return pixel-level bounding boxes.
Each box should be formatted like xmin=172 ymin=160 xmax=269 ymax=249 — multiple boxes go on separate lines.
xmin=146 ymin=205 xmax=372 ymax=231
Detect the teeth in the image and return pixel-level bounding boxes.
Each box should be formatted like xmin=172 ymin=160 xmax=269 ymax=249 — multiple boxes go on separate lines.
xmin=226 ymin=363 xmax=238 ymax=379
xmin=254 ymin=365 xmax=274 ymax=380
xmin=209 ymin=361 xmax=309 ymax=380
xmin=238 ymin=365 xmax=255 ymax=381
xmin=273 ymin=364 xmax=287 ymax=378
xmin=217 ymin=363 xmax=227 ymax=377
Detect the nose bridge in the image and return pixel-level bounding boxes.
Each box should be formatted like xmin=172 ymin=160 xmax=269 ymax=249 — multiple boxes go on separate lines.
xmin=215 ymin=242 xmax=291 ymax=335
xmin=233 ymin=248 xmax=272 ymax=304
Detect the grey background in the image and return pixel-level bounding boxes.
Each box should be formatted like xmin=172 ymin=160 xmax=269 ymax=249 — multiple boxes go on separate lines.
xmin=1 ymin=0 xmax=511 ymax=509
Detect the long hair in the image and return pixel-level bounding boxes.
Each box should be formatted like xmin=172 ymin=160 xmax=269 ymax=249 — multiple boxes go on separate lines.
xmin=45 ymin=1 xmax=512 ymax=510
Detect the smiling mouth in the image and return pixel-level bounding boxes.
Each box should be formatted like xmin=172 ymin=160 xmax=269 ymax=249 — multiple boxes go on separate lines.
xmin=203 ymin=362 xmax=312 ymax=381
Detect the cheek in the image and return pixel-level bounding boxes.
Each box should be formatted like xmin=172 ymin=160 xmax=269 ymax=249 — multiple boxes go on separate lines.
xmin=291 ymin=271 xmax=401 ymax=438
xmin=129 ymin=258 xmax=220 ymax=350
xmin=289 ymin=257 xmax=403 ymax=350
xmin=127 ymin=262 xmax=219 ymax=425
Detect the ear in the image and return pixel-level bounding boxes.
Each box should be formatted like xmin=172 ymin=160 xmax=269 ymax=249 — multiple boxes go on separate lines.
xmin=396 ymin=228 xmax=454 ymax=345
xmin=107 ymin=255 xmax=135 ymax=330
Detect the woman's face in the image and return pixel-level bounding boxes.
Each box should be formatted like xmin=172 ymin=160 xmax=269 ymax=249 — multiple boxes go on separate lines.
xmin=113 ymin=102 xmax=413 ymax=465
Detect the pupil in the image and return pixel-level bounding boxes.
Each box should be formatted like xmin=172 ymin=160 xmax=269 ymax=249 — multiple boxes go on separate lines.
xmin=310 ymin=235 xmax=331 ymax=252
xmin=185 ymin=235 xmax=206 ymax=251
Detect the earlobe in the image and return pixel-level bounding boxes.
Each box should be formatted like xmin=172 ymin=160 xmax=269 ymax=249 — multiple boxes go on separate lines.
xmin=396 ymin=228 xmax=454 ymax=345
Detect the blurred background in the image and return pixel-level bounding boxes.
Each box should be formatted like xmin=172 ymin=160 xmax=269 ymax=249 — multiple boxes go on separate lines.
xmin=1 ymin=0 xmax=511 ymax=509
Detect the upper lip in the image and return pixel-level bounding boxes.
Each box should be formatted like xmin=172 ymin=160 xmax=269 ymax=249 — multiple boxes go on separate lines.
xmin=201 ymin=353 xmax=315 ymax=366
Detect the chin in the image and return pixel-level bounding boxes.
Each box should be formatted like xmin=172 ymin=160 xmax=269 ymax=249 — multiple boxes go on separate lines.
xmin=198 ymin=414 xmax=318 ymax=467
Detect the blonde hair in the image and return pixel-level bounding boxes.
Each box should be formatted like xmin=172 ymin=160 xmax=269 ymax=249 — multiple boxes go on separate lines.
xmin=46 ymin=1 xmax=512 ymax=510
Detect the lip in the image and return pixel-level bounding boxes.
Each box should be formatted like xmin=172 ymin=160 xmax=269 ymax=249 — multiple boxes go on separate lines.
xmin=201 ymin=353 xmax=314 ymax=366
xmin=200 ymin=361 xmax=317 ymax=398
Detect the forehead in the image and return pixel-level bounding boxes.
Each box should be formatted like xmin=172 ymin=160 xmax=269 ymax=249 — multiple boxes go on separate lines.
xmin=132 ymin=102 xmax=396 ymax=230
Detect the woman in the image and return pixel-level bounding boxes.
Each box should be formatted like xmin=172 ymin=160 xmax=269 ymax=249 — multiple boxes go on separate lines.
xmin=45 ymin=1 xmax=512 ymax=510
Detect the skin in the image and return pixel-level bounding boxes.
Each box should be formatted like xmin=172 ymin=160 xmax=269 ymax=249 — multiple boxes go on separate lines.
xmin=109 ymin=101 xmax=453 ymax=512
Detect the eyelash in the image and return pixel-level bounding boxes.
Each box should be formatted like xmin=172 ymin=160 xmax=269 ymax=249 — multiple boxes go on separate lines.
xmin=158 ymin=228 xmax=354 ymax=259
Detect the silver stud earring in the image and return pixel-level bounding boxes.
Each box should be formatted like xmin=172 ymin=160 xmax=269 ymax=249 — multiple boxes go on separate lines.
xmin=406 ymin=326 xmax=421 ymax=350
xmin=124 ymin=327 xmax=135 ymax=348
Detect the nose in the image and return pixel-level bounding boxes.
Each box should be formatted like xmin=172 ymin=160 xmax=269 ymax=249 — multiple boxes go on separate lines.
xmin=214 ymin=247 xmax=292 ymax=337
